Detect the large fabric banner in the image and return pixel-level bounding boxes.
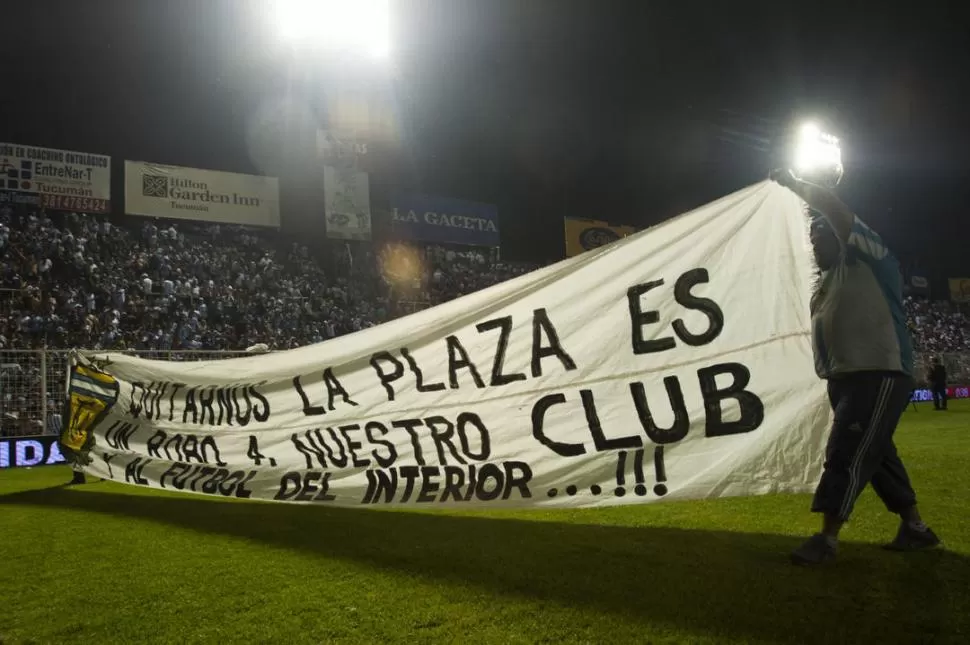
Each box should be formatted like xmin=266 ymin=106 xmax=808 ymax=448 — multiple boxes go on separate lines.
xmin=63 ymin=181 xmax=829 ymax=509
xmin=324 ymin=165 xmax=372 ymax=241
xmin=124 ymin=161 xmax=280 ymax=227
xmin=0 ymin=142 xmax=111 ymax=213
xmin=389 ymin=194 xmax=500 ymax=247
xmin=949 ymin=278 xmax=970 ymax=303
xmin=565 ymin=218 xmax=636 ymax=256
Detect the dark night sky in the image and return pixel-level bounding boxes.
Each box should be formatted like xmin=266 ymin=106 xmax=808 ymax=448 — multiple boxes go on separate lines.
xmin=3 ymin=0 xmax=969 ymax=276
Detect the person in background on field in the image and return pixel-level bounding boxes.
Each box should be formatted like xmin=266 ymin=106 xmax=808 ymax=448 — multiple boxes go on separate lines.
xmin=930 ymin=357 xmax=947 ymax=411
xmin=771 ymin=168 xmax=941 ymax=565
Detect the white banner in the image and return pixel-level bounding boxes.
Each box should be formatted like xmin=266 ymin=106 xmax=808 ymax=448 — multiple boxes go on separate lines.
xmin=124 ymin=161 xmax=280 ymax=227
xmin=0 ymin=142 xmax=111 ymax=213
xmin=323 ymin=164 xmax=372 ymax=240
xmin=64 ymin=182 xmax=829 ymax=509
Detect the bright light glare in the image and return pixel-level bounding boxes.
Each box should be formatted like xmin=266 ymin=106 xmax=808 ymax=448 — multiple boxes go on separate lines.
xmin=793 ymin=122 xmax=842 ymax=173
xmin=275 ymin=0 xmax=390 ymax=59
xmin=800 ymin=122 xmax=821 ymax=141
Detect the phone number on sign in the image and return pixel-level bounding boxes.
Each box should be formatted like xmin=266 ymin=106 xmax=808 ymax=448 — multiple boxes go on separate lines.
xmin=41 ymin=195 xmax=109 ymax=213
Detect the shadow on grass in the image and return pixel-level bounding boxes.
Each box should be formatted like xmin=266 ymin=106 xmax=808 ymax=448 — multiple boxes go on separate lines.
xmin=3 ymin=486 xmax=968 ymax=644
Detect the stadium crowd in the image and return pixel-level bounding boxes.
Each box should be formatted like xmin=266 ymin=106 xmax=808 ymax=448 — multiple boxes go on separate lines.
xmin=905 ymin=296 xmax=970 ymax=355
xmin=1 ymin=208 xmax=371 ymax=351
xmin=0 ymin=206 xmax=535 ymax=353
xmin=1 ymin=204 xmax=968 ymax=435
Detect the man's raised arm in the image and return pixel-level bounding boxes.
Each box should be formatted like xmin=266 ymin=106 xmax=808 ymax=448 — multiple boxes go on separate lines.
xmin=771 ymin=169 xmax=854 ymax=242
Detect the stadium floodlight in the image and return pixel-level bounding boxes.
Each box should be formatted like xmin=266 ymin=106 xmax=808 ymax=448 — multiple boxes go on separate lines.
xmin=274 ymin=0 xmax=390 ymax=59
xmin=792 ymin=122 xmax=843 ymax=186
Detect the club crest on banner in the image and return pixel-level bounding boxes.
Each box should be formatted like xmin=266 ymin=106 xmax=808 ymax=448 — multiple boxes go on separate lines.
xmin=61 ymin=361 xmax=120 ymax=463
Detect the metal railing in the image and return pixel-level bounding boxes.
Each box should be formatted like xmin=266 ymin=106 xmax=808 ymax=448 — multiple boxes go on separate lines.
xmin=1 ymin=348 xmax=966 ymax=438
xmin=1 ymin=349 xmax=59 ymax=437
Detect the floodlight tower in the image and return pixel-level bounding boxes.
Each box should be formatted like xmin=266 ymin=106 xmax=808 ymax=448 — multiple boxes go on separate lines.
xmin=789 ymin=121 xmax=844 ymax=188
xmin=271 ymin=0 xmax=398 ymax=148
xmin=270 ymin=0 xmax=409 ymax=243
xmin=273 ymin=0 xmax=391 ymax=60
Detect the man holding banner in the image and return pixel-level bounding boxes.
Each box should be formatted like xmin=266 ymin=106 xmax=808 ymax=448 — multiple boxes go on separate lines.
xmin=771 ymin=169 xmax=941 ymax=565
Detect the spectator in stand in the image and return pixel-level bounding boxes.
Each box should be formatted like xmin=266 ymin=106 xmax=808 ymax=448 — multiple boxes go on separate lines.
xmin=46 ymin=399 xmax=62 ymax=435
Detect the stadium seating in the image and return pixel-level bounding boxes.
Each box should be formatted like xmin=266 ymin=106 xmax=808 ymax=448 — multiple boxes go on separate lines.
xmin=0 ymin=206 xmax=537 ymax=351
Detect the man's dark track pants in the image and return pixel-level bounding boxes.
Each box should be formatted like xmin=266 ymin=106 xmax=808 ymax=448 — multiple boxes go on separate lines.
xmin=812 ymin=372 xmax=917 ymax=522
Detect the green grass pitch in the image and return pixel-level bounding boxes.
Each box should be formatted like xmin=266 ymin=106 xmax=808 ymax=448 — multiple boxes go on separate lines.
xmin=2 ymin=401 xmax=968 ymax=644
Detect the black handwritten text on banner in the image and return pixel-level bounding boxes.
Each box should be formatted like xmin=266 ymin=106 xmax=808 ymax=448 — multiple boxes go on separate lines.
xmin=65 ymin=181 xmax=829 ymax=508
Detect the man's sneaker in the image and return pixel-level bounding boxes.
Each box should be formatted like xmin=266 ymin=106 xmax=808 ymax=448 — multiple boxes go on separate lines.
xmin=884 ymin=524 xmax=941 ymax=552
xmin=791 ymin=533 xmax=837 ymax=566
